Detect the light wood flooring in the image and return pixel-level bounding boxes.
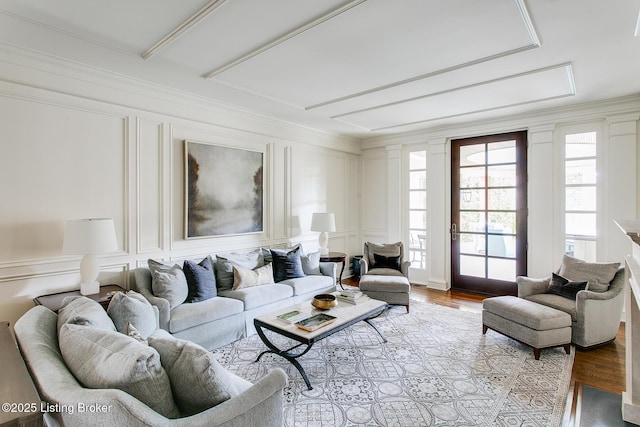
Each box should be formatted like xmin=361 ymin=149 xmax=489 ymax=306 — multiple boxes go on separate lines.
xmin=342 ymin=278 xmax=626 ymax=425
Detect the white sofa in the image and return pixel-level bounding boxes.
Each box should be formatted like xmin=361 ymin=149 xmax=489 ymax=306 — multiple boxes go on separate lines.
xmin=132 ymin=248 xmax=337 ymax=351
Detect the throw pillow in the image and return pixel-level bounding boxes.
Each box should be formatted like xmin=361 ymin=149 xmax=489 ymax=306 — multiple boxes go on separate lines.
xmin=547 ymin=273 xmax=588 ymax=300
xmin=301 ymin=251 xmax=322 ymax=275
xmin=261 ymin=244 xmax=302 ymax=264
xmin=107 ymin=290 xmax=158 ymax=339
xmin=271 ymin=246 xmax=305 ymax=282
xmin=373 ymin=253 xmax=401 ymax=271
xmin=232 ymin=263 xmax=274 ymax=290
xmin=148 ymin=259 xmax=189 ymax=309
xmin=57 ymin=296 xmax=116 ymax=335
xmin=147 ymin=333 xmax=252 ymax=416
xmin=215 ymin=249 xmax=264 ymax=292
xmin=558 ymin=254 xmax=619 ymax=293
xmin=183 ymin=257 xmax=217 ymax=302
xmin=59 ymin=323 xmax=179 ymax=419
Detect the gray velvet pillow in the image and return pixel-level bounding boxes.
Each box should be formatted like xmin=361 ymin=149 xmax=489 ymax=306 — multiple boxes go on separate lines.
xmin=148 ymin=259 xmax=189 ymax=308
xmin=558 ymin=254 xmax=620 ymax=293
xmin=59 ymin=323 xmax=179 ymax=419
xmin=366 ymin=242 xmax=402 ymax=268
xmin=57 ymin=296 xmax=116 ymax=335
xmin=148 ymin=333 xmax=252 ymax=416
xmin=107 ymin=290 xmax=158 ymax=339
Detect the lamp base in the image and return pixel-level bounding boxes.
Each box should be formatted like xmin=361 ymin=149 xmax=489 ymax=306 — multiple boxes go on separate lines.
xmin=80 ymin=280 xmax=100 ymax=295
xmin=318 ymin=231 xmax=329 ymax=255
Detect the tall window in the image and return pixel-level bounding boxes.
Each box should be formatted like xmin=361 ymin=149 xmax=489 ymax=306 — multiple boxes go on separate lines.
xmin=408 ymin=150 xmax=427 ymax=269
xmin=564 ymin=131 xmax=597 ymax=261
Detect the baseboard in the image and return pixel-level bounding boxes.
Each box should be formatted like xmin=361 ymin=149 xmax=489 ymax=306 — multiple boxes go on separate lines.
xmin=427 ymin=279 xmax=450 ymax=291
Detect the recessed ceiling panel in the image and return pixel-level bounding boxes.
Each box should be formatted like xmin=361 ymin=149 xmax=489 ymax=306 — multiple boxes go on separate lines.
xmin=0 ymin=0 xmax=210 ymax=52
xmin=210 ymin=0 xmax=538 ymax=108
xmin=335 ymin=65 xmax=575 ymax=131
xmin=156 ymin=0 xmax=349 ymax=74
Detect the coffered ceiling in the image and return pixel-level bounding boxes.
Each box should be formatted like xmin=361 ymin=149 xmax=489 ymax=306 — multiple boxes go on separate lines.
xmin=0 ymin=0 xmax=638 ymax=137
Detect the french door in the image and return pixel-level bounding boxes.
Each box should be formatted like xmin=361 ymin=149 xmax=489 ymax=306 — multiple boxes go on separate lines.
xmin=451 ymin=131 xmax=527 ymax=295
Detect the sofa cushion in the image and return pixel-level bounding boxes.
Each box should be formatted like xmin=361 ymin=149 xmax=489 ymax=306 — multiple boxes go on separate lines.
xmin=107 ymin=290 xmax=158 ymax=339
xmin=59 ymin=323 xmax=179 ymax=419
xmin=271 ymin=246 xmax=305 ymax=282
xmin=558 ymin=254 xmax=620 ymax=292
xmin=215 ymin=249 xmax=264 ymax=292
xmin=148 ymin=332 xmax=252 ymax=416
xmin=547 ymin=273 xmax=587 ymax=300
xmin=280 ymin=275 xmax=334 ymax=296
xmin=366 ymin=267 xmax=405 ymax=277
xmin=219 ymin=283 xmax=293 ymax=310
xmin=183 ymin=257 xmax=217 ymax=302
xmin=57 ymin=296 xmax=116 ymax=334
xmin=301 ymin=251 xmax=322 ymax=275
xmin=524 ymin=294 xmax=578 ymax=322
xmin=148 ymin=259 xmax=189 ymax=308
xmin=232 ymin=263 xmax=274 ymax=290
xmin=169 ymin=297 xmax=244 ymax=334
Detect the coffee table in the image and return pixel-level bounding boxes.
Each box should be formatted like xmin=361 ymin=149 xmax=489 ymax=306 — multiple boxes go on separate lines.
xmin=253 ymin=296 xmax=388 ymax=390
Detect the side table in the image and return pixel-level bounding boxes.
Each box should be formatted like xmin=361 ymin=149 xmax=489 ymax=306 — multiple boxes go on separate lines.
xmin=320 ymin=252 xmax=347 ymax=290
xmin=34 ymin=284 xmax=125 ymax=313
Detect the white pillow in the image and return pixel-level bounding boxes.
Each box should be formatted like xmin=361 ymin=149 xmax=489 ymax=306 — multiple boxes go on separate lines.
xmin=232 ymin=264 xmax=274 ymax=290
xmin=147 ymin=333 xmax=252 ymax=416
xmin=107 ymin=290 xmax=158 ymax=339
xmin=57 ymin=296 xmax=116 ymax=335
xmin=301 ymin=251 xmax=322 ymax=275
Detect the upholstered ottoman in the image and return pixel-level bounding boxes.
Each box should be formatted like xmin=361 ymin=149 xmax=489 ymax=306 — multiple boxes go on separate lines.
xmin=359 ymin=275 xmax=410 ymax=312
xmin=482 ymin=296 xmax=571 ymax=360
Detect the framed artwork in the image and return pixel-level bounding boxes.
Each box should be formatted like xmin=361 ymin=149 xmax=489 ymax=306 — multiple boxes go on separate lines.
xmin=184 ymin=140 xmax=264 ymax=238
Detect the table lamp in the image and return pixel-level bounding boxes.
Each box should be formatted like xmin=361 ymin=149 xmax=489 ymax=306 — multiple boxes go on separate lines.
xmin=63 ymin=218 xmax=118 ymax=295
xmin=311 ymin=213 xmax=335 ymax=255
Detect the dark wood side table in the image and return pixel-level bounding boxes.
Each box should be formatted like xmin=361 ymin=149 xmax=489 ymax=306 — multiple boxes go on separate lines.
xmin=33 ymin=284 xmax=125 ymax=313
xmin=0 ymin=321 xmax=44 ymax=427
xmin=320 ymin=252 xmax=347 ymax=290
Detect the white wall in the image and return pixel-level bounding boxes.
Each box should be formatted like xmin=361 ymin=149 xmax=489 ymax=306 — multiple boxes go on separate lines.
xmin=362 ymin=97 xmax=640 ymax=289
xmin=0 ymin=46 xmax=361 ymax=328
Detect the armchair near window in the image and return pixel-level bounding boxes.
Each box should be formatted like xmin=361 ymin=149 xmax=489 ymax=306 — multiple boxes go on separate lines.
xmin=358 ymin=242 xmax=411 ymax=312
xmin=517 ymin=255 xmax=624 ymax=348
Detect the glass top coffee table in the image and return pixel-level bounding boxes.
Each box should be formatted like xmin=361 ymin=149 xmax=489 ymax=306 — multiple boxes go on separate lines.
xmin=254 ymin=296 xmax=388 ymax=390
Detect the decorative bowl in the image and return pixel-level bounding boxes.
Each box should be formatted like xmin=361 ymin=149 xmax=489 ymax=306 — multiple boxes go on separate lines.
xmin=311 ymin=294 xmax=338 ymax=310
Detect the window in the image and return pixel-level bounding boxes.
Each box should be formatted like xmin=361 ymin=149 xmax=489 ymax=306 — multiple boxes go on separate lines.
xmin=563 ymin=131 xmax=597 ymax=261
xmin=408 ymin=150 xmax=427 ymax=269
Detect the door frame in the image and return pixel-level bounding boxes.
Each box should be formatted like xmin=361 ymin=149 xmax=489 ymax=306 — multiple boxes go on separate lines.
xmin=450 ymin=131 xmax=528 ymax=296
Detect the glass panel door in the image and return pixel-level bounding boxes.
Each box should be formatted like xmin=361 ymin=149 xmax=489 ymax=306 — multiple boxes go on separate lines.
xmin=451 ymin=131 xmax=527 ymax=295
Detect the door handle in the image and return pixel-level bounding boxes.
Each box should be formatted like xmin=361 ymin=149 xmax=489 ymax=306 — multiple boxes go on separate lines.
xmin=450 ymin=223 xmax=459 ymax=240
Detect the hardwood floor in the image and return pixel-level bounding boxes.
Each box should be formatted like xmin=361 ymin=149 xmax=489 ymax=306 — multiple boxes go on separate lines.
xmin=343 ymin=278 xmax=626 ymax=420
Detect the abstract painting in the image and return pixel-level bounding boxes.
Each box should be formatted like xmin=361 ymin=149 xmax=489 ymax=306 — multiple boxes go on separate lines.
xmin=185 ymin=141 xmax=263 ymax=238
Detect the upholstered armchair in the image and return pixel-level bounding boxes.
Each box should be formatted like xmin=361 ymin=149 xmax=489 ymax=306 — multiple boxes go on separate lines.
xmin=359 ymin=241 xmax=411 ymax=277
xmin=517 ymin=254 xmax=624 ymax=348
xmin=358 ymin=242 xmax=411 ymax=312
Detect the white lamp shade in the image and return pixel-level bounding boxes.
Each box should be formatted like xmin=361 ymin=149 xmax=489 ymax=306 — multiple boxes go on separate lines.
xmin=63 ymin=218 xmax=118 ymax=254
xmin=310 ymin=213 xmax=336 ymax=232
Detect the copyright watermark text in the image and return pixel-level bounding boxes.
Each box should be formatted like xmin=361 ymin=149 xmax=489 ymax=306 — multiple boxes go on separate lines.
xmin=2 ymin=402 xmax=112 ymax=415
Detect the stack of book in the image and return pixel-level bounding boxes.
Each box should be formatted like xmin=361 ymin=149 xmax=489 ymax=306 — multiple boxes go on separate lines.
xmin=336 ymin=290 xmax=367 ymax=304
xmin=276 ymin=310 xmax=310 ymax=324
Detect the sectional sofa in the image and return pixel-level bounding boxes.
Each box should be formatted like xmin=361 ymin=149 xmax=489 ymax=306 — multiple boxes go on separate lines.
xmin=132 ymin=246 xmax=338 ymax=350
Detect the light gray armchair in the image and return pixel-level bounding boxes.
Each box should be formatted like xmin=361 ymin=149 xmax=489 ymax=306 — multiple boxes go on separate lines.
xmin=358 ymin=242 xmax=411 ymax=312
xmin=517 ymin=255 xmax=624 ymax=348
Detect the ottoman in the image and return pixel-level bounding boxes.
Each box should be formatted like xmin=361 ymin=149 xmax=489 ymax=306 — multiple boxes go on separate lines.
xmin=482 ymin=296 xmax=571 ymax=360
xmin=359 ymin=275 xmax=410 ymax=312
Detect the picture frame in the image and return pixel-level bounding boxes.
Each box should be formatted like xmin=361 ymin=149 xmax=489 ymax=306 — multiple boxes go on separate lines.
xmin=184 ymin=140 xmax=264 ymax=238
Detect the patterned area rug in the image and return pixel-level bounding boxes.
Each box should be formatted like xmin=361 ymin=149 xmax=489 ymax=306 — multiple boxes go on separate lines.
xmin=213 ymin=301 xmax=574 ymax=426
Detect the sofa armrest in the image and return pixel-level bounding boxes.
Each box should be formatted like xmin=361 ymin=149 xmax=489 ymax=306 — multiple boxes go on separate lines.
xmin=133 ymin=268 xmax=171 ymax=330
xmin=516 ymin=276 xmax=550 ymax=298
xmin=401 ymin=260 xmax=411 ymax=278
xmin=319 ymin=262 xmax=337 ymax=282
xmin=359 ymin=257 xmax=369 ymax=275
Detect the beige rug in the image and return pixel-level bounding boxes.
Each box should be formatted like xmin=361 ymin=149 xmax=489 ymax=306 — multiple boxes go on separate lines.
xmin=213 ymin=301 xmax=574 ymax=426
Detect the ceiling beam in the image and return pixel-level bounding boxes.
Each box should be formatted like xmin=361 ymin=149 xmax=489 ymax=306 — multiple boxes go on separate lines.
xmin=203 ymin=0 xmax=367 ymax=79
xmin=142 ymin=0 xmax=227 ymax=60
